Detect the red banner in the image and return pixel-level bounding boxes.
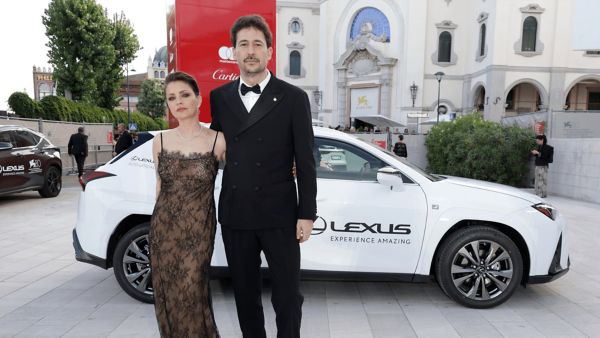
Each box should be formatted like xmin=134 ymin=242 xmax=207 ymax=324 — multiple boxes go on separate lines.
xmin=167 ymin=0 xmax=277 ymax=127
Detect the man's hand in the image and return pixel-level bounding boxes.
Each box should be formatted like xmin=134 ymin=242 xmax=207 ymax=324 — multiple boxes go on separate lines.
xmin=296 ymin=219 xmax=314 ymax=243
xmin=531 ymin=149 xmax=539 ymax=155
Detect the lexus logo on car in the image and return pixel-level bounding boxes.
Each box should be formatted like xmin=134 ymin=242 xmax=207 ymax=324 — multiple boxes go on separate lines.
xmin=312 ymin=216 xmax=327 ymax=235
xmin=0 ymin=164 xmax=25 ymax=174
xmin=311 ymin=216 xmax=411 ymax=236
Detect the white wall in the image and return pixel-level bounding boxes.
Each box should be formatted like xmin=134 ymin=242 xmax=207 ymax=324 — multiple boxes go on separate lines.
xmin=548 ymin=138 xmax=600 ymax=204
xmin=0 ymin=118 xmax=113 ymax=148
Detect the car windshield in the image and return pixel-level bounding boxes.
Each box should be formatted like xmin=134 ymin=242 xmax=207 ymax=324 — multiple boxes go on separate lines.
xmin=355 ymin=137 xmax=444 ymax=182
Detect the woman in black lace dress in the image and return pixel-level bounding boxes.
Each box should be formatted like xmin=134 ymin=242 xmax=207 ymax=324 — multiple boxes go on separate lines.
xmin=150 ymin=72 xmax=225 ymax=338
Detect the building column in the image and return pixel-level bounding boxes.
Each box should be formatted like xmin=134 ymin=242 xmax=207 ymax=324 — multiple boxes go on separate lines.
xmin=461 ymin=77 xmax=472 ymax=115
xmin=548 ymin=70 xmax=566 ymax=111
xmin=336 ymin=68 xmax=347 ymax=127
xmin=380 ymin=65 xmax=392 ymax=118
xmin=485 ymin=69 xmax=507 ymax=122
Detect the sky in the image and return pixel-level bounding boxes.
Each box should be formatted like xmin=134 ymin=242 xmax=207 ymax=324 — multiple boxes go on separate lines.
xmin=0 ymin=0 xmax=168 ymax=110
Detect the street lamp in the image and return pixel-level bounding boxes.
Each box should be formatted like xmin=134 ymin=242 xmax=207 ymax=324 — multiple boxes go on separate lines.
xmin=126 ymin=64 xmax=136 ymax=129
xmin=434 ymin=71 xmax=445 ymax=124
xmin=409 ymin=82 xmax=418 ymax=107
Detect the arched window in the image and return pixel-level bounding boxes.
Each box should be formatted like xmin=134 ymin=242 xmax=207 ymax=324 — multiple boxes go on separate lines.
xmin=154 ymin=71 xmax=159 ymax=78
xmin=438 ymin=31 xmax=452 ymax=62
xmin=289 ymin=18 xmax=303 ymax=35
xmin=479 ymin=24 xmax=486 ymax=57
xmin=291 ymin=20 xmax=301 ymax=33
xmin=160 ymin=71 xmax=165 ymax=78
xmin=350 ymin=7 xmax=391 ymax=42
xmin=522 ymin=16 xmax=537 ymax=51
xmin=290 ymin=51 xmax=301 ymax=76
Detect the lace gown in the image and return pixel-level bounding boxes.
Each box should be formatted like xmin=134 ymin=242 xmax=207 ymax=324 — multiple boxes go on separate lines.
xmin=150 ymin=133 xmax=220 ymax=338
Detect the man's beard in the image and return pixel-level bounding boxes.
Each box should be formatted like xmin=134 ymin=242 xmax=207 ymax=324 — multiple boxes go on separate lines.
xmin=242 ymin=57 xmax=265 ymax=74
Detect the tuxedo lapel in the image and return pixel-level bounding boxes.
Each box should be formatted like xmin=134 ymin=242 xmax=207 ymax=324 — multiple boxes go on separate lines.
xmin=237 ymin=76 xmax=285 ymax=135
xmin=222 ymin=79 xmax=248 ymax=123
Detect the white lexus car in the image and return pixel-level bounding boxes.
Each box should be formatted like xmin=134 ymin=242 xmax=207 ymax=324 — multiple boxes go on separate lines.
xmin=73 ymin=127 xmax=569 ymax=308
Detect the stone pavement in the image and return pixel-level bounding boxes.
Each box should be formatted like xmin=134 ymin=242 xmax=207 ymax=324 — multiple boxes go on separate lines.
xmin=0 ymin=185 xmax=599 ymax=337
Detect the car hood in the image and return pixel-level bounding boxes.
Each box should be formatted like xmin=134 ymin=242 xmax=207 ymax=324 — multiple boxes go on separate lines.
xmin=440 ymin=175 xmax=542 ymax=204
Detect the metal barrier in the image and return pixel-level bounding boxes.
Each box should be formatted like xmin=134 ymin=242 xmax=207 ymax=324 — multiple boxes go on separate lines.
xmin=60 ymin=145 xmax=114 ymax=175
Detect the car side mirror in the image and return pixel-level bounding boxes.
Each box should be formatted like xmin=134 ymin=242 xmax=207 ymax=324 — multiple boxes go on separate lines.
xmin=0 ymin=142 xmax=13 ymax=151
xmin=377 ymin=166 xmax=404 ymax=191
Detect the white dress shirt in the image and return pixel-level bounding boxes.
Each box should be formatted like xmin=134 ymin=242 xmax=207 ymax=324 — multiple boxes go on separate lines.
xmin=239 ymin=72 xmax=271 ymax=113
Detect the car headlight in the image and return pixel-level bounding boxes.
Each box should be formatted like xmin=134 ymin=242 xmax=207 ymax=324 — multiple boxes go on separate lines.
xmin=533 ymin=203 xmax=557 ymax=220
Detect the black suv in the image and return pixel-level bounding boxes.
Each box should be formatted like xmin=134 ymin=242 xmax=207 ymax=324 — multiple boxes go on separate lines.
xmin=0 ymin=125 xmax=62 ymax=197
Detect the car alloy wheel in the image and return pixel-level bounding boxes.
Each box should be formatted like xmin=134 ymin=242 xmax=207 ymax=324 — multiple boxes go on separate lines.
xmin=121 ymin=234 xmax=152 ymax=295
xmin=38 ymin=166 xmax=62 ymax=197
xmin=47 ymin=168 xmax=61 ymax=194
xmin=435 ymin=226 xmax=523 ymax=308
xmin=451 ymin=240 xmax=513 ymax=301
xmin=113 ymin=222 xmax=154 ymax=303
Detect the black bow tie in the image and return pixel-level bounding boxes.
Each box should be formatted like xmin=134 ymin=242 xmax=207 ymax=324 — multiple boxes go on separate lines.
xmin=240 ymin=83 xmax=261 ymax=96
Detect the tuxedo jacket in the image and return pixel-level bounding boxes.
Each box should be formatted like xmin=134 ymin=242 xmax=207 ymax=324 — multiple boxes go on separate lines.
xmin=210 ymin=75 xmax=317 ymax=230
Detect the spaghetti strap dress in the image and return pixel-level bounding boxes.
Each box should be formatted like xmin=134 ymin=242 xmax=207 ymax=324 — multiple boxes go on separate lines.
xmin=150 ymin=131 xmax=220 ymax=338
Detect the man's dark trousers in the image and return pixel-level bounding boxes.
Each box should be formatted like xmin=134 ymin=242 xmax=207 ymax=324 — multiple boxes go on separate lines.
xmin=74 ymin=154 xmax=85 ymax=177
xmin=222 ymin=226 xmax=303 ymax=338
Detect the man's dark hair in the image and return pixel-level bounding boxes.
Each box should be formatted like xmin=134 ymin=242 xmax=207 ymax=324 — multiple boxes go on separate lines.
xmin=535 ymin=134 xmax=547 ymax=145
xmin=398 ymin=134 xmax=404 ymax=141
xmin=230 ymin=15 xmax=273 ymax=48
xmin=78 ymin=126 xmax=85 ymax=133
xmin=165 ymin=71 xmax=200 ymax=96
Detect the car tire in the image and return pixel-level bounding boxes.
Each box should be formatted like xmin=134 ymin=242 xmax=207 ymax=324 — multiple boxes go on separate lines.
xmin=38 ymin=166 xmax=62 ymax=198
xmin=435 ymin=226 xmax=523 ymax=308
xmin=113 ymin=222 xmax=154 ymax=304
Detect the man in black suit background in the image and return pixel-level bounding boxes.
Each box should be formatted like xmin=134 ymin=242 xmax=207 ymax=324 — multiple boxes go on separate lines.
xmin=67 ymin=126 xmax=88 ymax=178
xmin=210 ymin=15 xmax=317 ymax=338
xmin=112 ymin=123 xmax=133 ymax=157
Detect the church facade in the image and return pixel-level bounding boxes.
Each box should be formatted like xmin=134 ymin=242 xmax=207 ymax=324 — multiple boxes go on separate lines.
xmin=276 ymin=0 xmax=600 ymax=132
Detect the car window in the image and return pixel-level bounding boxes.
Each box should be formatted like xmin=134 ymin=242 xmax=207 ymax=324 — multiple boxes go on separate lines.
xmin=314 ymin=137 xmax=388 ymax=181
xmin=357 ymin=138 xmax=443 ymax=182
xmin=0 ymin=131 xmax=14 ymax=146
xmin=14 ymin=130 xmax=38 ymax=148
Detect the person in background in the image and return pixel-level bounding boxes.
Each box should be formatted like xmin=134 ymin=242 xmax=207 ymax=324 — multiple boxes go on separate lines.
xmin=67 ymin=126 xmax=88 ymax=178
xmin=113 ymin=123 xmax=133 ymax=156
xmin=393 ymin=134 xmax=408 ymax=158
xmin=531 ymin=134 xmax=553 ymax=198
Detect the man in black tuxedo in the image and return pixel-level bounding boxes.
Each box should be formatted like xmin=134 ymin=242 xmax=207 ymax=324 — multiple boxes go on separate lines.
xmin=210 ymin=15 xmax=317 ymax=338
xmin=67 ymin=126 xmax=88 ymax=178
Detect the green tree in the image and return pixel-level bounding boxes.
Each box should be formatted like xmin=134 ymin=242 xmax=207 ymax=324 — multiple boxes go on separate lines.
xmin=97 ymin=12 xmax=140 ymax=109
xmin=43 ymin=0 xmax=139 ymax=109
xmin=137 ymin=79 xmax=166 ymax=117
xmin=7 ymin=92 xmax=34 ymax=118
xmin=425 ymin=113 xmax=535 ymax=187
